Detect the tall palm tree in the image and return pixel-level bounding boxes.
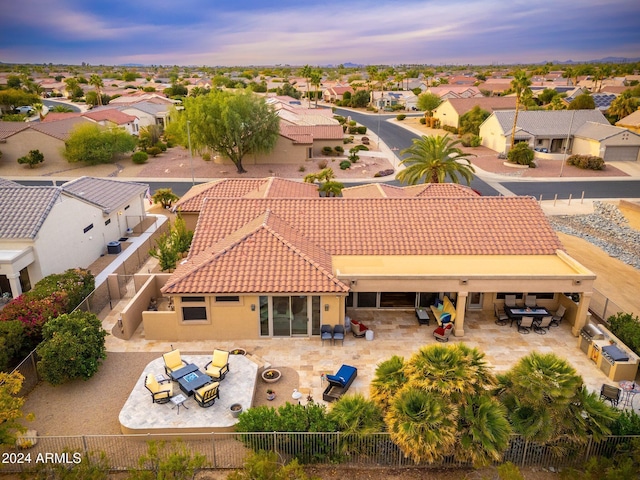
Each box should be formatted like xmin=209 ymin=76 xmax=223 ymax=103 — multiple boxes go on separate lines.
xmin=396 ymin=134 xmax=476 ymax=185
xmin=370 ymin=355 xmax=406 ymax=410
xmin=310 ymin=70 xmax=322 ymax=108
xmin=89 ymin=74 xmax=104 ymax=106
xmin=300 ymin=65 xmax=312 ymax=108
xmin=509 ymin=70 xmax=532 ymax=150
xmin=608 ymin=92 xmax=639 ymax=120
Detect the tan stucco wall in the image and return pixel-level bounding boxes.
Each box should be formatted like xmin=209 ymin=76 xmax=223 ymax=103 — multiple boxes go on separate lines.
xmin=572 ymin=138 xmax=601 ymax=157
xmin=433 ymin=102 xmax=461 ymax=128
xmin=0 ymin=129 xmax=66 ymax=164
xmin=479 ymin=114 xmax=507 ymax=153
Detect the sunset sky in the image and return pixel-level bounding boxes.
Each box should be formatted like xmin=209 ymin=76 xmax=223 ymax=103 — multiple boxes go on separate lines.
xmin=2 ymin=0 xmax=639 ymax=66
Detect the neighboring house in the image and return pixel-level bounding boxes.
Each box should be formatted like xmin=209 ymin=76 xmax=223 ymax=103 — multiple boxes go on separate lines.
xmin=573 ymin=122 xmax=640 ymax=162
xmin=136 ymin=183 xmax=594 ymax=342
xmin=83 ymin=109 xmax=140 ymax=135
xmin=479 ymin=110 xmax=610 ymax=154
xmin=115 ymin=100 xmax=173 ymax=129
xmin=0 ymin=177 xmax=148 ymax=299
xmin=0 ymin=117 xmax=93 ymax=165
xmin=322 ymin=85 xmax=354 ymax=103
xmin=477 ymin=78 xmax=512 ymax=95
xmin=616 ymin=109 xmax=640 ymax=135
xmin=433 ymin=97 xmax=517 ymax=129
xmin=424 ymin=86 xmax=483 ymax=100
xmin=370 ymin=91 xmax=418 ymax=110
xmin=341 ymin=183 xmax=479 ymax=198
xmin=563 ymin=92 xmax=618 ymax=112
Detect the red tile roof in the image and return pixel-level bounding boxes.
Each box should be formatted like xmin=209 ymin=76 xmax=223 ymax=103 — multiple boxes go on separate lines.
xmin=163 ymin=210 xmax=347 ymax=294
xmin=342 ymin=183 xmax=479 ymax=198
xmin=175 ymin=178 xmax=318 ymax=212
xmin=83 ymin=109 xmax=137 ymax=125
xmin=189 ymin=197 xmax=564 ymax=258
xmin=280 ymin=124 xmax=344 ymax=143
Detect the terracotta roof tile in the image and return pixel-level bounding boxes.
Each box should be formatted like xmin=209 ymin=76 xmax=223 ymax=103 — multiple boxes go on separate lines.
xmin=342 ymin=183 xmax=479 ymax=198
xmin=175 ymin=178 xmax=317 ymax=212
xmin=189 ymin=197 xmax=564 ymax=258
xmin=163 ymin=210 xmax=347 ymax=294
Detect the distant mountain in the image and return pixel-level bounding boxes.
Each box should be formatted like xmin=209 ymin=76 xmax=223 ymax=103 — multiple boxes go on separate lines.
xmin=554 ymin=57 xmax=640 ymax=64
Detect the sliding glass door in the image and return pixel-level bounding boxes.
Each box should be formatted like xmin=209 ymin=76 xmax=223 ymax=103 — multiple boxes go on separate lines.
xmin=267 ymin=296 xmax=320 ymax=337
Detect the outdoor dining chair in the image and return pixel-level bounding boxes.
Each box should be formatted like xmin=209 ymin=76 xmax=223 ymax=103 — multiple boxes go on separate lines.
xmin=534 ymin=315 xmax=553 ymax=334
xmin=525 ymin=295 xmax=537 ymax=308
xmin=600 ymin=384 xmax=621 ymax=407
xmin=551 ymin=305 xmax=566 ymax=327
xmin=332 ymin=325 xmax=345 ymax=346
xmin=494 ymin=304 xmax=509 ymax=326
xmin=505 ymin=294 xmax=517 ymax=307
xmin=518 ymin=316 xmax=535 ymax=334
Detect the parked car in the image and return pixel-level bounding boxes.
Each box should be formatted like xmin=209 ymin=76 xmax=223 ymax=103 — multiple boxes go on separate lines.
xmin=14 ymin=106 xmax=35 ymax=115
xmin=534 ymin=147 xmax=549 ymax=153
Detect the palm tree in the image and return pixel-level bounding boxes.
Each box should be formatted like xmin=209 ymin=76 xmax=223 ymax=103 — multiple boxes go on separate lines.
xmin=396 ymin=134 xmax=476 ymax=185
xmin=494 ymin=352 xmax=612 ymax=450
xmin=310 ymin=70 xmax=322 ymax=108
xmin=370 ymin=355 xmax=406 ymax=409
xmin=300 ymin=65 xmax=312 ymax=108
xmin=385 ymin=386 xmax=458 ymax=463
xmin=608 ymin=92 xmax=639 ymax=120
xmin=509 ymin=70 xmax=532 ymax=150
xmin=89 ymin=74 xmax=104 ymax=106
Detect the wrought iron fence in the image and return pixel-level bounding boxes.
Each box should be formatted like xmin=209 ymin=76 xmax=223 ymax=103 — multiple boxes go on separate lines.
xmin=1 ymin=433 xmax=638 ymax=473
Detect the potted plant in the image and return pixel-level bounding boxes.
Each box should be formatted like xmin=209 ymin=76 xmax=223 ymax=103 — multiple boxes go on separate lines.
xmin=261 ymin=368 xmax=281 ymax=383
xmin=230 ymin=403 xmax=243 ymax=418
xmin=266 ymin=389 xmax=276 ymax=401
xmin=230 ymin=348 xmax=246 ymax=355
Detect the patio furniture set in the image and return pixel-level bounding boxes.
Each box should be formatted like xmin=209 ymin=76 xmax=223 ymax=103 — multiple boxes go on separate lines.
xmin=495 ymin=295 xmax=566 ymax=335
xmin=144 ymin=348 xmax=230 ymax=411
xmin=600 ymin=380 xmax=640 ymax=411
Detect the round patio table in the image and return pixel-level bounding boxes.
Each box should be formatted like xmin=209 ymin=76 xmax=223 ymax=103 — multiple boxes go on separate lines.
xmin=618 ymin=380 xmax=640 ymax=409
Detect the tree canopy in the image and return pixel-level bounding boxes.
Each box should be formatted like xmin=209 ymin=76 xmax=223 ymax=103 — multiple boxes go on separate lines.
xmin=568 ymin=93 xmax=596 ymax=110
xmin=63 ymin=123 xmax=137 ymax=165
xmin=177 ymin=91 xmax=280 ymax=173
xmin=396 ymin=134 xmax=476 ymax=185
xmin=417 ymin=93 xmax=442 ymax=116
xmin=459 ymin=105 xmax=490 ymax=135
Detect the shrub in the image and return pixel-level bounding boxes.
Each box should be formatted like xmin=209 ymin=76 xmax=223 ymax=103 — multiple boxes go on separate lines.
xmin=17 ymin=149 xmax=44 ymax=168
xmin=566 ymin=154 xmax=605 ymax=170
xmin=146 ymin=146 xmax=162 ymax=157
xmin=298 ymin=165 xmax=306 ymax=172
xmin=460 ymin=133 xmax=475 ymax=147
xmin=202 ymin=152 xmax=211 ymax=161
xmin=507 ymin=143 xmax=535 ymax=167
xmin=334 ymin=145 xmax=344 ymax=154
xmin=374 ymin=169 xmax=394 ymax=177
xmin=357 ymin=126 xmax=367 ymax=134
xmin=348 ymin=120 xmax=357 ymax=127
xmin=0 ymin=321 xmax=25 ymax=371
xmin=130 ymin=440 xmax=207 ymax=480
xmin=348 ymin=126 xmax=358 ymax=134
xmin=343 ymin=136 xmax=354 ymax=144
xmin=36 ymin=311 xmax=108 ymax=385
xmin=470 ymin=135 xmax=482 ymax=147
xmin=419 ymin=117 xmax=426 ymax=124
xmin=607 ymin=312 xmax=640 ymax=356
xmin=317 ymin=159 xmax=328 ymax=169
xmin=352 ymin=145 xmax=369 ymax=152
xmin=333 ymin=115 xmax=346 ymax=125
xmin=131 ymin=151 xmax=148 ymax=164
xmin=154 ymin=142 xmax=167 ymax=152
xmin=339 ymin=160 xmax=351 ymax=170
xmin=396 ymin=114 xmax=406 ymax=121
xmin=29 ymin=268 xmax=94 ymax=312
xmin=442 ymin=125 xmax=458 ymax=134
xmin=321 ymin=146 xmax=333 ymax=156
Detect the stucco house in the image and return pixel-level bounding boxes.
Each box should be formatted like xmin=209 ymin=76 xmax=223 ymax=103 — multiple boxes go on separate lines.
xmin=572 ymin=122 xmax=640 ymax=162
xmin=138 ymin=182 xmax=595 ymax=343
xmin=322 ymin=85 xmax=355 ymax=103
xmin=616 ymin=109 xmax=640 ymax=135
xmin=0 ymin=117 xmax=93 ymax=166
xmin=479 ymin=110 xmax=611 ymax=154
xmin=423 ymin=86 xmax=484 ymax=100
xmin=0 ymin=177 xmax=148 ymax=299
xmin=371 ymin=91 xmax=418 ymax=110
xmin=433 ymin=97 xmax=517 ymax=129
xmin=83 ymin=109 xmax=140 ymax=135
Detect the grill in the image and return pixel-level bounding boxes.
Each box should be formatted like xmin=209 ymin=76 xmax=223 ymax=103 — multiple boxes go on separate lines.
xmin=580 ymin=323 xmax=604 ymax=341
xmin=602 ymin=345 xmax=629 ymax=363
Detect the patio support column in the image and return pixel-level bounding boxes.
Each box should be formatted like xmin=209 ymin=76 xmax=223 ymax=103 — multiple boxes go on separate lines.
xmin=454 ymin=291 xmax=467 ymax=337
xmin=572 ymin=291 xmax=593 ymax=337
xmin=7 ymin=273 xmax=22 ymax=299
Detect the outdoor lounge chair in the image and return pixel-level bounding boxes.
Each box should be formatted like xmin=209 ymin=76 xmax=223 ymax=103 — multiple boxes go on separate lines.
xmin=323 ymin=364 xmax=357 ymax=402
xmin=551 ymin=305 xmax=566 ymax=327
xmin=534 ymin=315 xmax=553 ymax=334
xmin=145 ymin=374 xmax=174 ymax=404
xmin=518 ymin=316 xmax=535 ymax=334
xmin=332 ymin=325 xmax=345 ymax=346
xmin=494 ymin=304 xmax=509 ymax=326
xmin=600 ymin=384 xmax=621 ymax=407
xmin=205 ymin=349 xmax=230 ymax=381
xmin=321 ymin=324 xmax=333 ymax=345
xmin=433 ymin=323 xmax=453 ymax=342
xmin=162 ymin=349 xmax=187 ymax=376
xmin=194 ymin=382 xmax=220 ymax=408
xmin=350 ymin=320 xmax=368 ymax=338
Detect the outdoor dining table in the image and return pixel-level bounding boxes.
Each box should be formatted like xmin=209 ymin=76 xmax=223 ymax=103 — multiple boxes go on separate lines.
xmin=504 ymin=306 xmax=550 ymax=327
xmin=619 ymin=380 xmax=640 ymax=409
